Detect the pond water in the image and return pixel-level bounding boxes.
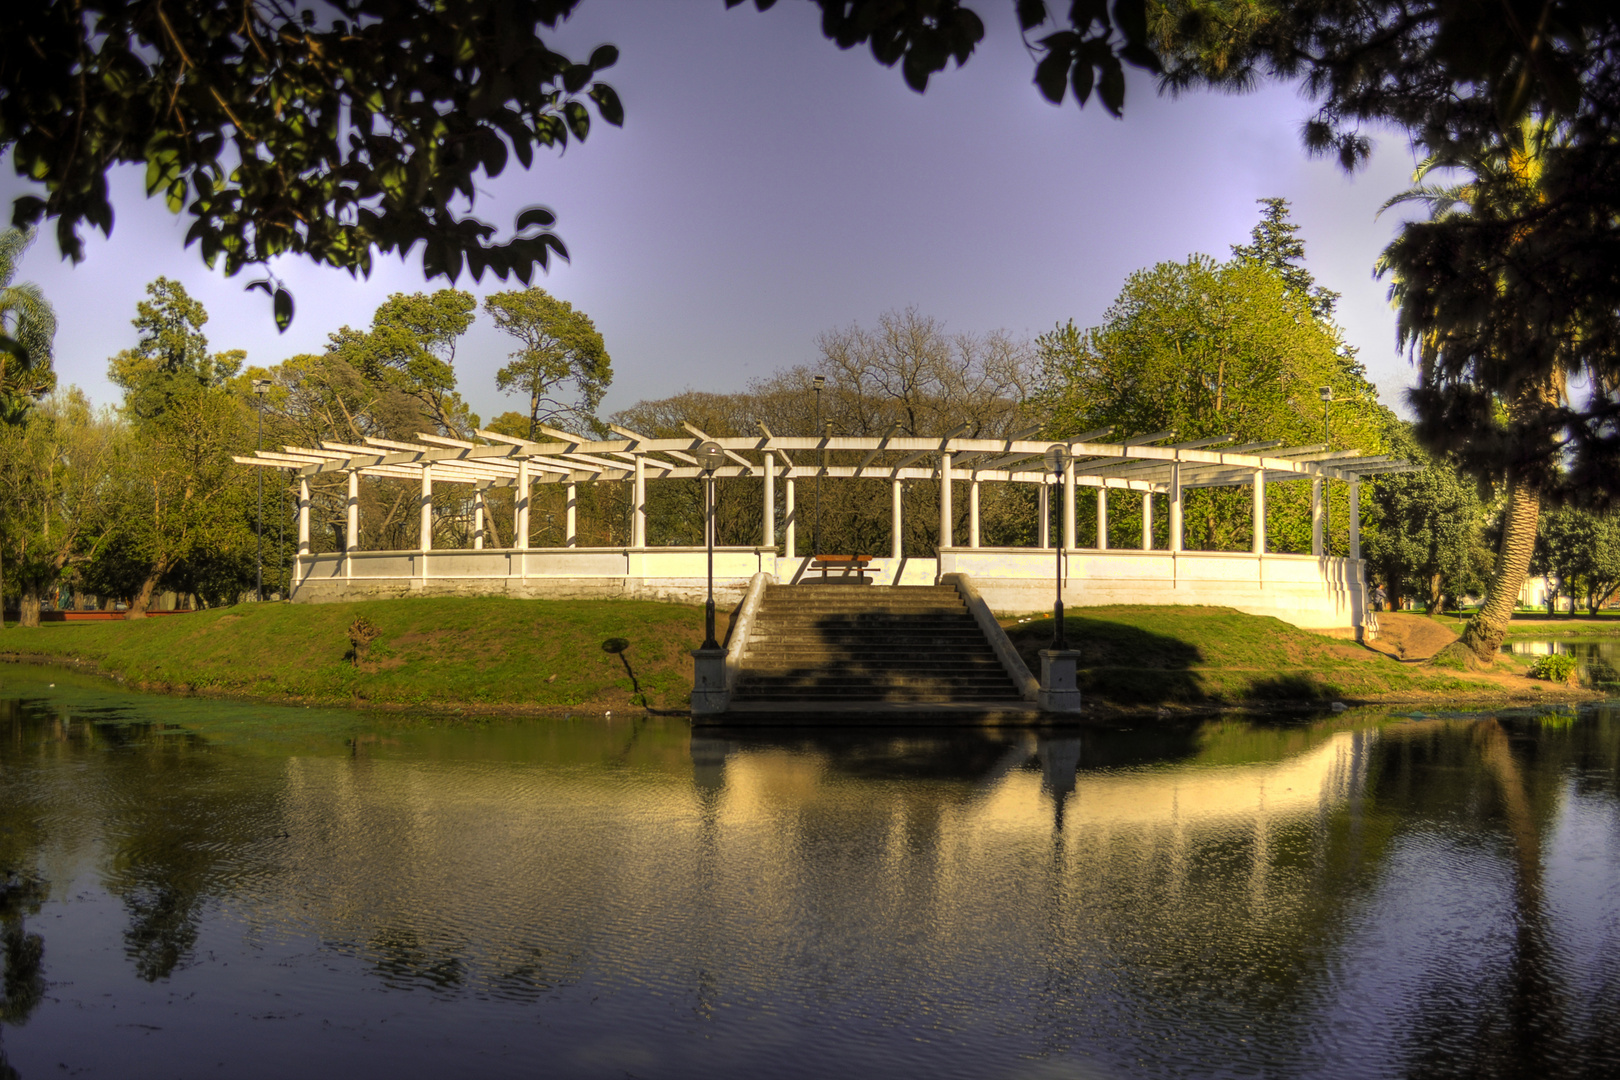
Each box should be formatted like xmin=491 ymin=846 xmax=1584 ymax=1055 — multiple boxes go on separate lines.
xmin=1501 ymin=638 xmax=1620 ymax=686
xmin=2 ymin=666 xmax=1618 ymax=1080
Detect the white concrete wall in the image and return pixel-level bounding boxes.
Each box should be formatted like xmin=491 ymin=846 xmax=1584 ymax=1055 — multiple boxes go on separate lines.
xmin=291 ymin=544 xmax=1368 ymax=634
xmin=938 ymin=547 xmax=1368 ymax=633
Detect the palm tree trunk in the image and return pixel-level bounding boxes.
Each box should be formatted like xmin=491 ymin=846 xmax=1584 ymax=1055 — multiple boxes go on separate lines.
xmin=1452 ymin=479 xmax=1540 ymax=662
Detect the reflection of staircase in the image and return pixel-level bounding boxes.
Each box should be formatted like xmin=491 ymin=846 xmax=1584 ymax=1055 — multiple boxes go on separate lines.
xmin=728 ymin=584 xmax=1026 ymax=709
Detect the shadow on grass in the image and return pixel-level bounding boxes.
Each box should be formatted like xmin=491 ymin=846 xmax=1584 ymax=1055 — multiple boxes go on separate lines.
xmin=1007 ymin=615 xmax=1206 ymax=707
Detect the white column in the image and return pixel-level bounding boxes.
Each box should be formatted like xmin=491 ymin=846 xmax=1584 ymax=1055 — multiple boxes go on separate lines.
xmin=1251 ymin=468 xmax=1265 ymax=555
xmin=419 ymin=464 xmax=433 ymax=552
xmin=1348 ymin=477 xmax=1361 ymax=561
xmin=1311 ymin=477 xmax=1325 ymax=556
xmin=939 ymin=451 xmax=954 ymax=550
xmin=346 ymin=470 xmax=358 ymax=579
xmin=1038 ymin=482 xmax=1050 ymax=548
xmin=346 ymin=471 xmax=358 ymax=551
xmin=1142 ymin=492 xmax=1153 ymax=550
xmin=632 ymin=456 xmax=646 ymax=548
xmin=565 ymin=482 xmax=578 ymax=547
xmin=1062 ymin=459 xmax=1076 ymax=550
xmin=1169 ymin=463 xmax=1183 ymax=553
xmin=297 ymin=475 xmax=311 ymax=556
xmin=785 ymin=477 xmax=797 ymax=559
xmin=1096 ymin=487 xmax=1108 ymax=550
xmin=891 ymin=478 xmax=903 ymax=559
xmin=762 ymin=452 xmax=776 ymax=548
xmin=473 ymin=485 xmax=486 ymax=550
xmin=969 ymin=478 xmax=981 ymax=548
xmin=515 ymin=460 xmax=531 ymax=550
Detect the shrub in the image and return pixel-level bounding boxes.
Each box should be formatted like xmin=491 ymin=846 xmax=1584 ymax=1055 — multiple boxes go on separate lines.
xmin=346 ymin=615 xmax=381 ymax=667
xmin=1529 ymin=653 xmax=1578 ymax=682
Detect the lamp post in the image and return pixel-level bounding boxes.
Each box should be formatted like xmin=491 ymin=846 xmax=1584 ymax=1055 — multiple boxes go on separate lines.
xmin=697 ymin=441 xmax=726 ymax=649
xmin=812 ymin=374 xmax=825 ymax=557
xmin=1319 ymin=385 xmax=1334 ymax=554
xmin=1044 ymin=444 xmax=1071 ymax=650
xmin=252 ymin=379 xmax=270 ymax=600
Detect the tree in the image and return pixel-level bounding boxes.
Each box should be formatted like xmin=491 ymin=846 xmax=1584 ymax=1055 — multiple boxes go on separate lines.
xmin=109 ymin=277 xmax=243 ymax=420
xmin=1364 ymin=423 xmax=1490 ymax=614
xmin=1229 ymin=197 xmax=1340 ymax=323
xmin=485 ymin=288 xmax=612 ymax=438
xmin=0 ymin=228 xmax=57 ymax=423
xmin=1036 ymin=251 xmax=1387 ymax=552
xmin=1379 ymin=118 xmax=1596 ymax=662
xmin=327 ymin=290 xmax=479 ymax=438
xmin=100 ymin=280 xmax=254 ymax=615
xmin=1532 ymin=506 xmax=1620 ymax=616
xmin=0 ymin=390 xmax=120 ymax=626
xmin=2 ymin=0 xmax=623 ymax=326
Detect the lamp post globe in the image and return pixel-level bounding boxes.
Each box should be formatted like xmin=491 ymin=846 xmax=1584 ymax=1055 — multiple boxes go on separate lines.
xmin=1043 ymin=444 xmax=1071 ymax=651
xmin=697 ymin=441 xmax=726 ymax=649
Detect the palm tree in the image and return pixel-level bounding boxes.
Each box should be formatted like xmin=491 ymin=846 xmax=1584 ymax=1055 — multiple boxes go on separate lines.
xmin=0 ymin=227 xmax=57 ymax=627
xmin=0 ymin=227 xmax=57 ymax=424
xmin=1378 ymin=119 xmax=1570 ymax=665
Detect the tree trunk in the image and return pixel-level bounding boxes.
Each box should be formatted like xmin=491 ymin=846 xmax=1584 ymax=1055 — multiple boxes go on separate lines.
xmin=18 ymin=583 xmax=41 ymax=628
xmin=1425 ymin=572 xmax=1444 ymax=614
xmin=1449 ymin=479 xmax=1541 ymax=663
xmin=1385 ymin=575 xmax=1405 ymax=614
xmin=126 ymin=568 xmax=165 ymax=619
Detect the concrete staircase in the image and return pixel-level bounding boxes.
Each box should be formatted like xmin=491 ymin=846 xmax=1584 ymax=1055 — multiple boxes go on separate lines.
xmin=728 ymin=583 xmax=1026 ymax=710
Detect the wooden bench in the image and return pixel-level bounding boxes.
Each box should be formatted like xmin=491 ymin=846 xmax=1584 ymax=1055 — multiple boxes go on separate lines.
xmin=810 ymin=554 xmax=874 ymax=581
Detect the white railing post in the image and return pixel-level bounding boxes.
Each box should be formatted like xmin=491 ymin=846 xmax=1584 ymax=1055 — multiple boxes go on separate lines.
xmin=1311 ymin=476 xmax=1325 ymax=555
xmin=891 ymin=477 xmax=903 ymax=559
xmin=419 ymin=464 xmax=433 ymax=552
xmin=297 ymin=475 xmax=311 ymax=556
xmin=1169 ymin=462 xmax=1183 ymax=553
xmin=785 ymin=476 xmax=797 ymax=559
xmin=969 ymin=478 xmax=981 ymax=548
xmin=346 ymin=470 xmax=358 ymax=579
xmin=1062 ymin=458 xmax=1076 ymax=550
xmin=762 ymin=452 xmax=776 ymax=548
xmin=566 ymin=481 xmax=578 ymax=547
xmin=1349 ymin=477 xmax=1361 ymax=561
xmin=632 ymin=455 xmax=646 ymax=548
xmin=1038 ymin=482 xmax=1050 ymax=548
xmin=1252 ymin=467 xmax=1266 ymax=555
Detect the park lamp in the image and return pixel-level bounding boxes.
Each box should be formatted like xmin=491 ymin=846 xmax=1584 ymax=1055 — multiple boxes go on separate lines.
xmin=697 ymin=440 xmax=727 ymax=649
xmin=1319 ymin=385 xmax=1334 ymax=447
xmin=1043 ymin=443 xmax=1072 ymax=651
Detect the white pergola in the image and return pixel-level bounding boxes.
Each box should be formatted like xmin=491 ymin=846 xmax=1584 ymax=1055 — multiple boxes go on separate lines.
xmin=237 ymin=423 xmax=1412 ymax=561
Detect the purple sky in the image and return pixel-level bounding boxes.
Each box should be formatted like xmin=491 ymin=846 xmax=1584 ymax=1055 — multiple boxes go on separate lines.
xmin=2 ymin=1 xmax=1426 ymax=426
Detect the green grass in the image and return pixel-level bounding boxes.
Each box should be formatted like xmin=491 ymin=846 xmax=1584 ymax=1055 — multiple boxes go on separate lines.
xmin=0 ymin=598 xmax=708 ymax=713
xmin=1004 ymin=605 xmax=1476 ymax=709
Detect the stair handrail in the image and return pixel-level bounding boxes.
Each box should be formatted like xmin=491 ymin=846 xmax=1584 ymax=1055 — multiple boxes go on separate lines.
xmin=723 ymin=572 xmax=776 ymax=692
xmin=943 ymin=572 xmax=1040 ymax=702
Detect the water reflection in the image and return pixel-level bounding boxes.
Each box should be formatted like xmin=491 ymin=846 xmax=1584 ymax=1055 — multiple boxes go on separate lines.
xmin=0 ymin=667 xmax=1617 ymax=1078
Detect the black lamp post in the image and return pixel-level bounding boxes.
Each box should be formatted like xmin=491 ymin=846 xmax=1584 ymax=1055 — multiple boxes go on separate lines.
xmin=812 ymin=374 xmax=825 ymax=556
xmin=1319 ymin=385 xmax=1333 ymax=554
xmin=1044 ymin=444 xmax=1071 ymax=650
xmin=697 ymin=440 xmax=726 ymax=649
xmin=252 ymin=378 xmax=270 ymax=600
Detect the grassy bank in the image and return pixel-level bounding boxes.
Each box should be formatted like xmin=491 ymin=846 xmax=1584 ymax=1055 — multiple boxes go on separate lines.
xmin=1002 ymin=606 xmax=1542 ymax=711
xmin=1 ymin=599 xmax=1595 ymax=717
xmin=0 ymin=598 xmax=707 ymax=713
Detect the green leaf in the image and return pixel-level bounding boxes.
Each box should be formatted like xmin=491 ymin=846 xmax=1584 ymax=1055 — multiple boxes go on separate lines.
xmin=516 ymin=206 xmax=557 ymax=231
xmin=1035 ymin=51 xmax=1071 ymax=104
xmin=273 ymin=287 xmax=294 ymax=332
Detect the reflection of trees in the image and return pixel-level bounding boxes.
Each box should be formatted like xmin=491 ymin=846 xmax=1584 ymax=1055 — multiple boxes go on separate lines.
xmin=1 ymin=697 xmax=52 ymax=1077
xmin=1379 ymin=713 xmax=1620 ymax=1078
